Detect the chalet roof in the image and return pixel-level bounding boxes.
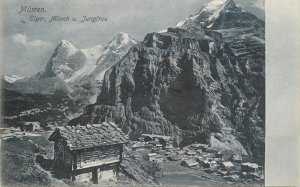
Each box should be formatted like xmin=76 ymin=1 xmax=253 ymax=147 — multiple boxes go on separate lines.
xmin=221 ymin=161 xmax=235 ymax=168
xmin=23 ymin=122 xmax=40 ymax=126
xmin=190 ymin=143 xmax=209 ymax=149
xmin=141 ymin=134 xmax=172 ymax=141
xmin=148 ymin=153 xmax=157 ymax=157
xmin=182 ymin=159 xmax=198 ymax=167
xmin=217 ymin=149 xmax=235 ymax=156
xmin=48 ymin=122 xmax=129 ymax=151
xmin=241 ymin=162 xmax=259 ymax=169
xmin=132 ymin=142 xmax=145 ymax=148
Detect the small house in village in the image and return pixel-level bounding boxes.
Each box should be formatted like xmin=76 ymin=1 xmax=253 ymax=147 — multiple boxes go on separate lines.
xmin=220 ymin=161 xmax=235 ymax=171
xmin=241 ymin=162 xmax=259 ymax=173
xmin=201 ymin=160 xmax=218 ymax=169
xmin=181 ymin=159 xmax=198 ymax=168
xmin=147 ymin=153 xmax=157 ymax=161
xmin=48 ymin=122 xmax=129 ymax=184
xmin=147 ymin=153 xmax=163 ymax=162
xmin=132 ymin=142 xmax=145 ymax=151
xmin=186 ymin=150 xmax=196 ymax=156
xmin=167 ymin=154 xmax=181 ymax=161
xmin=141 ymin=134 xmax=172 ymax=148
xmin=20 ymin=122 xmax=40 ymax=132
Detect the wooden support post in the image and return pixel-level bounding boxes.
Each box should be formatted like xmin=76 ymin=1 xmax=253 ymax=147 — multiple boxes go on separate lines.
xmin=72 ymin=153 xmax=77 ymax=182
xmin=117 ymin=144 xmax=124 ymax=174
xmin=92 ymin=169 xmax=98 ymax=184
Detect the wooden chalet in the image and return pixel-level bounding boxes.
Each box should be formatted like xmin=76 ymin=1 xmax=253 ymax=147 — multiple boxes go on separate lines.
xmin=48 ymin=122 xmax=129 ymax=184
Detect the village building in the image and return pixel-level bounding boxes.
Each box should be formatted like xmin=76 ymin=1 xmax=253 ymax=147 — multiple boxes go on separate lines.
xmin=241 ymin=162 xmax=259 ymax=173
xmin=147 ymin=153 xmax=157 ymax=161
xmin=196 ymin=156 xmax=203 ymax=162
xmin=167 ymin=155 xmax=181 ymax=161
xmin=144 ymin=143 xmax=154 ymax=149
xmin=196 ymin=149 xmax=203 ymax=154
xmin=186 ymin=150 xmax=196 ymax=156
xmin=152 ymin=147 xmax=161 ymax=153
xmin=132 ymin=142 xmax=145 ymax=151
xmin=190 ymin=143 xmax=208 ymax=149
xmin=190 ymin=143 xmax=209 ymax=151
xmin=181 ymin=159 xmax=198 ymax=168
xmin=156 ymin=155 xmax=164 ymax=162
xmin=165 ymin=151 xmax=171 ymax=156
xmin=201 ymin=160 xmax=218 ymax=169
xmin=165 ymin=144 xmax=175 ymax=152
xmin=202 ymin=152 xmax=213 ymax=159
xmin=48 ymin=122 xmax=129 ymax=184
xmin=20 ymin=122 xmax=40 ymax=132
xmin=177 ymin=150 xmax=185 ymax=155
xmin=141 ymin=134 xmax=172 ymax=148
xmin=220 ymin=161 xmax=235 ymax=171
xmin=147 ymin=153 xmax=163 ymax=162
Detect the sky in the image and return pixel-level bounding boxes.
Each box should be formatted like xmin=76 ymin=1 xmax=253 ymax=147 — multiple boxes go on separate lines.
xmin=0 ymin=0 xmax=265 ymax=77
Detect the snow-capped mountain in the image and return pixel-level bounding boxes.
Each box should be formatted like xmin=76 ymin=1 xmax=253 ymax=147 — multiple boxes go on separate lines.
xmin=176 ymin=0 xmax=233 ymax=29
xmin=3 ymin=32 xmax=138 ymax=126
xmin=92 ymin=32 xmax=137 ymax=81
xmin=40 ymin=32 xmax=137 ymax=85
xmin=10 ymin=32 xmax=137 ymax=110
xmin=175 ymin=0 xmax=264 ymax=34
xmin=2 ymin=74 xmax=23 ymax=83
xmin=40 ymin=40 xmax=103 ymax=82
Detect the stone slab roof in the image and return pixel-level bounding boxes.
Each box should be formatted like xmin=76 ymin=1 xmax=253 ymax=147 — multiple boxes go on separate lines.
xmin=48 ymin=122 xmax=129 ymax=151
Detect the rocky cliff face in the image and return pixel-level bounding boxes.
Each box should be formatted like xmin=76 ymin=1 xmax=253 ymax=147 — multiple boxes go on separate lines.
xmin=69 ymin=0 xmax=265 ymax=163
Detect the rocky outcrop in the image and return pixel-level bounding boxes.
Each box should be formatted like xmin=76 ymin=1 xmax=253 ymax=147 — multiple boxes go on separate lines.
xmin=69 ymin=0 xmax=265 ymax=163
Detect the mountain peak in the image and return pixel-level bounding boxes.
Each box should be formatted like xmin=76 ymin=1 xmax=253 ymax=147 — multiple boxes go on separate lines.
xmin=114 ymin=32 xmax=137 ymax=43
xmin=55 ymin=39 xmax=78 ymax=57
xmin=202 ymin=0 xmax=232 ymax=13
xmin=59 ymin=40 xmax=76 ymax=48
xmin=175 ymin=0 xmax=263 ymax=31
xmin=107 ymin=32 xmax=137 ymax=49
xmin=3 ymin=74 xmax=23 ymax=83
xmin=175 ymin=0 xmax=233 ymax=28
xmin=115 ymin=32 xmax=129 ymax=38
xmin=200 ymin=0 xmax=235 ymax=22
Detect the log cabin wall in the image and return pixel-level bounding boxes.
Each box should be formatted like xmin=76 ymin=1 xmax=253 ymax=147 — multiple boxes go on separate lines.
xmin=53 ymin=138 xmax=72 ymax=178
xmin=74 ymin=144 xmax=122 ymax=170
